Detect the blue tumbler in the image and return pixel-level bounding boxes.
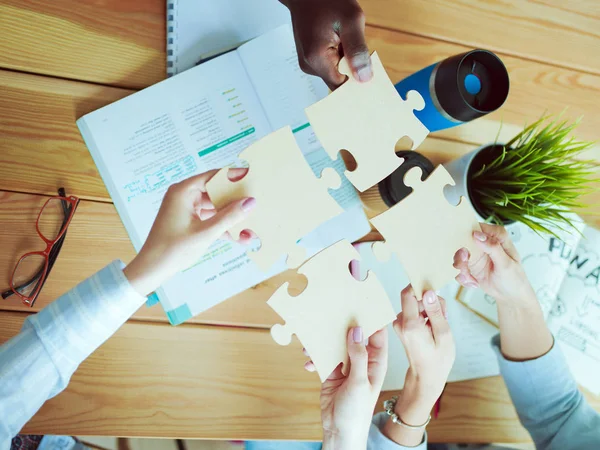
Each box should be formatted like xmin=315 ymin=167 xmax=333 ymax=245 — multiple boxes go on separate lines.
xmin=394 ymin=50 xmax=510 ymax=132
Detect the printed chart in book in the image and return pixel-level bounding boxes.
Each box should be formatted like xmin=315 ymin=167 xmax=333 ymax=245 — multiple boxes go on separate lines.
xmin=459 ymin=219 xmax=600 ymax=395
xmin=166 ymin=0 xmax=291 ymax=76
xmin=77 ymin=25 xmax=370 ymax=325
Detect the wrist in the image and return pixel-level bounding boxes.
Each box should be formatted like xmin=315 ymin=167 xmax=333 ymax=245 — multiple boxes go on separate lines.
xmin=322 ymin=429 xmax=367 ymax=450
xmin=123 ymin=248 xmax=168 ymax=297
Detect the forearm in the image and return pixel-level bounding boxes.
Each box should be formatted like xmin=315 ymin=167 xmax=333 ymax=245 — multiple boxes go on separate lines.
xmin=0 ymin=261 xmax=146 ymax=441
xmin=492 ymin=334 xmax=600 ymax=449
xmin=496 ymin=288 xmax=553 ymax=361
xmin=323 ymin=430 xmax=368 ymax=450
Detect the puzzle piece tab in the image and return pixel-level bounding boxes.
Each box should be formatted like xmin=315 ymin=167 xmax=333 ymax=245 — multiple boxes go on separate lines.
xmin=305 ymin=52 xmax=429 ymax=192
xmin=370 ymin=165 xmax=482 ymax=299
xmin=268 ymin=240 xmax=396 ymax=382
xmin=206 ymin=126 xmax=344 ymax=271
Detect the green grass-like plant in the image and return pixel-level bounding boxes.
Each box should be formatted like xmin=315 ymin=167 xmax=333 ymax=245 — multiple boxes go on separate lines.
xmin=471 ymin=115 xmax=598 ymax=236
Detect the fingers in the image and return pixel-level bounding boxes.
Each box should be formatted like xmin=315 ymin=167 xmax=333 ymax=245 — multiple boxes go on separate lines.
xmin=366 ymin=328 xmax=388 ymax=388
xmin=400 ymin=285 xmax=420 ymax=319
xmin=302 ymin=45 xmax=346 ymax=90
xmin=473 ymin=231 xmax=513 ymax=270
xmin=339 ymin=8 xmax=372 ymax=82
xmin=479 ymin=223 xmax=520 ymax=262
xmin=227 ymin=167 xmax=249 ymax=182
xmin=304 ymin=360 xmax=316 ymax=372
xmin=202 ymin=197 xmax=256 ymax=236
xmin=453 ymin=248 xmax=479 ymax=288
xmin=347 ymin=326 xmax=369 ymax=384
xmin=173 ymin=169 xmax=219 ymax=192
xmin=422 ymin=291 xmax=451 ymax=341
xmin=238 ymin=229 xmax=257 ymax=245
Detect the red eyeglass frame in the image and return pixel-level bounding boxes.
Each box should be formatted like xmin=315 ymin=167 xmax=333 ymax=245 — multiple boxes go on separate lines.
xmin=10 ymin=194 xmax=80 ymax=305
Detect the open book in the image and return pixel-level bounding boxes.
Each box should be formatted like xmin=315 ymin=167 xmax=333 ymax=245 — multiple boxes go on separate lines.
xmin=166 ymin=0 xmax=291 ymax=76
xmin=459 ymin=220 xmax=600 ymax=395
xmin=77 ymin=25 xmax=371 ymax=325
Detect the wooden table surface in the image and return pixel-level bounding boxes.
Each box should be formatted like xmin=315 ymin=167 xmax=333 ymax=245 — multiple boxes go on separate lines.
xmin=1 ymin=0 xmax=599 ymax=442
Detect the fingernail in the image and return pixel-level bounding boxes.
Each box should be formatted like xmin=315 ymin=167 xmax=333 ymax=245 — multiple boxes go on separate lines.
xmin=460 ymin=249 xmax=468 ymax=262
xmin=241 ymin=197 xmax=256 ymax=212
xmin=457 ymin=273 xmax=467 ymax=284
xmin=474 ymin=231 xmax=487 ymax=242
xmin=466 ymin=281 xmax=479 ymax=289
xmin=239 ymin=230 xmax=251 ymax=239
xmin=304 ymin=361 xmax=315 ymax=372
xmin=424 ymin=291 xmax=437 ymax=304
xmin=353 ymin=326 xmax=363 ymax=343
xmin=356 ymin=65 xmax=373 ymax=82
xmin=444 ymin=310 xmax=449 ymax=320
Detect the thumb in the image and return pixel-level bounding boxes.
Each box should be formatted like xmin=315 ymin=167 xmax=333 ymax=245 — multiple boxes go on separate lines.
xmin=203 ymin=196 xmax=256 ymax=236
xmin=473 ymin=230 xmax=512 ymax=269
xmin=347 ymin=326 xmax=368 ymax=384
xmin=340 ymin=14 xmax=372 ymax=82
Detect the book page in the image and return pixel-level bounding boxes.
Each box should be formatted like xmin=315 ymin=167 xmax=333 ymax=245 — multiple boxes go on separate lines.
xmin=352 ymin=242 xmax=500 ymax=391
xmin=547 ymin=225 xmax=600 ymax=395
xmin=169 ymin=0 xmax=291 ymax=75
xmin=78 ymin=52 xmax=282 ymax=319
xmin=459 ymin=221 xmax=584 ymax=324
xmin=237 ymin=25 xmax=371 ymax=251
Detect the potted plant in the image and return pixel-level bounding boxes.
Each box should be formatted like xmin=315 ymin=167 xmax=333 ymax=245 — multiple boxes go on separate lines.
xmin=444 ymin=115 xmax=598 ymax=235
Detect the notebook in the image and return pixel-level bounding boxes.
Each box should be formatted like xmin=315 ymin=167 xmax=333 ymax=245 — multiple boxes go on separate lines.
xmin=77 ymin=25 xmax=371 ymax=325
xmin=459 ymin=219 xmax=600 ymax=395
xmin=166 ymin=0 xmax=291 ymax=77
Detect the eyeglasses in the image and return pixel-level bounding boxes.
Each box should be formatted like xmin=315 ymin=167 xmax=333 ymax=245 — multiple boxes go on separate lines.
xmin=2 ymin=188 xmax=80 ymax=307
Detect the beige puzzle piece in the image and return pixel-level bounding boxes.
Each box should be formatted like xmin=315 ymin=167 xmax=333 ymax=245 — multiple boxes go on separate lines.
xmin=206 ymin=126 xmax=344 ymax=271
xmin=267 ymin=240 xmax=397 ymax=382
xmin=305 ymin=51 xmax=429 ymax=192
xmin=370 ymin=165 xmax=482 ymax=299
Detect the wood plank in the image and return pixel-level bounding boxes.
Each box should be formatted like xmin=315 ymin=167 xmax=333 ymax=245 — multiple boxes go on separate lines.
xmin=0 ymin=0 xmax=164 ymax=89
xmin=2 ymin=310 xmax=597 ymax=441
xmin=0 ymin=70 xmax=132 ymax=200
xmin=1 ymin=311 xmax=322 ymax=440
xmin=361 ymin=0 xmax=600 ymax=75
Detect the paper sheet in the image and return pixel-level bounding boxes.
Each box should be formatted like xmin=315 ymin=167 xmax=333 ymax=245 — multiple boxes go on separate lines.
xmin=167 ymin=0 xmax=291 ymax=75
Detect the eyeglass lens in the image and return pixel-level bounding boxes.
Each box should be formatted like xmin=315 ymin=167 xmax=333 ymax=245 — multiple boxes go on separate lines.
xmin=39 ymin=198 xmax=69 ymax=241
xmin=13 ymin=254 xmax=46 ymax=298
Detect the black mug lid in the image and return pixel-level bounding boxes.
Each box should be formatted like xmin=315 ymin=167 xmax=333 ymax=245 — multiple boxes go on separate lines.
xmin=434 ymin=49 xmax=510 ymax=122
xmin=378 ymin=151 xmax=434 ymax=207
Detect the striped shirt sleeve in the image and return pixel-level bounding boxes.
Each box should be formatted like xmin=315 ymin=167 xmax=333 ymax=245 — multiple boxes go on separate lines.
xmin=0 ymin=261 xmax=146 ymax=447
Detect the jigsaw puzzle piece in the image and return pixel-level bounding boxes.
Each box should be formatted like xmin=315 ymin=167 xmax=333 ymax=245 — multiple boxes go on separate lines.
xmin=267 ymin=240 xmax=396 ymax=382
xmin=370 ymin=165 xmax=482 ymax=299
xmin=206 ymin=127 xmax=344 ymax=271
xmin=305 ymin=52 xmax=429 ymax=192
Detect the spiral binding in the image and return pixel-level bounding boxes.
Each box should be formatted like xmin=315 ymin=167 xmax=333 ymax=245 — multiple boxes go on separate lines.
xmin=166 ymin=0 xmax=178 ymax=77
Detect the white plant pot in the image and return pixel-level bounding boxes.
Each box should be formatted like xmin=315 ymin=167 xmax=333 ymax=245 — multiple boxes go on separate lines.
xmin=444 ymin=143 xmax=516 ymax=227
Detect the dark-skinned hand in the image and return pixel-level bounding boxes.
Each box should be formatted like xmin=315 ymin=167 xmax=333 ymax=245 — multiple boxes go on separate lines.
xmin=280 ymin=0 xmax=373 ymax=90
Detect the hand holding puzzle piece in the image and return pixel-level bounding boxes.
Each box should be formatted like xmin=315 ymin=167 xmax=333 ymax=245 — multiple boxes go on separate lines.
xmin=207 ymin=126 xmax=344 ymax=271
xmin=267 ymin=240 xmax=397 ymax=382
xmin=305 ymin=52 xmax=429 ymax=192
xmin=371 ymin=165 xmax=483 ymax=299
